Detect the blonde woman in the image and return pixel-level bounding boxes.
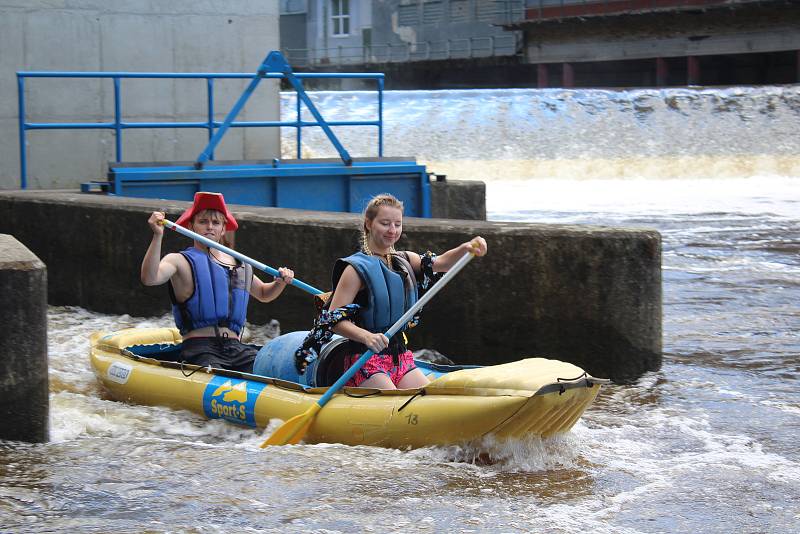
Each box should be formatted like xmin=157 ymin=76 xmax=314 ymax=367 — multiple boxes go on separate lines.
xmin=296 ymin=193 xmax=487 ymax=389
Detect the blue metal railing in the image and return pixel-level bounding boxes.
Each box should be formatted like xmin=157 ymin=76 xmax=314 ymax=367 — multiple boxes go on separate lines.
xmin=16 ymin=68 xmax=384 ymax=189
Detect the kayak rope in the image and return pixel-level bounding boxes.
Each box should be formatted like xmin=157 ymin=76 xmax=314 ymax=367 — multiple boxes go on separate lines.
xmin=343 ymin=388 xmax=382 ymax=398
xmin=556 ymin=372 xmax=588 ymax=382
xmin=397 ymin=389 xmax=426 ymax=412
xmin=556 ymin=372 xmax=592 ymax=395
xmin=179 ymin=361 xmax=212 ymax=377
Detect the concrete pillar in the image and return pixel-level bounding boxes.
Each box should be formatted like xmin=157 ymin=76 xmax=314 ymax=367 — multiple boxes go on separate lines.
xmin=656 ymin=57 xmax=669 ymax=86
xmin=430 ymin=179 xmax=487 ymax=220
xmin=0 ymin=235 xmax=48 ymax=443
xmin=562 ymin=62 xmax=575 ymax=87
xmin=687 ymin=55 xmax=700 ymax=85
xmin=796 ymin=50 xmax=800 ymax=83
xmin=537 ymin=64 xmax=549 ymax=88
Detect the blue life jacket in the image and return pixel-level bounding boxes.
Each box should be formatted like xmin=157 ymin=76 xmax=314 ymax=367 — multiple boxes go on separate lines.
xmin=169 ymin=247 xmax=252 ymax=336
xmin=332 ymin=251 xmax=418 ymax=334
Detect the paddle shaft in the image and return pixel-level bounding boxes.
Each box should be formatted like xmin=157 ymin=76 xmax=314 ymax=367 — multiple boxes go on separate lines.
xmin=160 ymin=218 xmax=323 ymax=296
xmin=314 ymin=250 xmax=475 ymax=408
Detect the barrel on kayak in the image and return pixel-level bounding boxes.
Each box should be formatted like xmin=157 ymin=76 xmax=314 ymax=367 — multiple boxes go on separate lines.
xmin=252 ymin=331 xmax=351 ymax=387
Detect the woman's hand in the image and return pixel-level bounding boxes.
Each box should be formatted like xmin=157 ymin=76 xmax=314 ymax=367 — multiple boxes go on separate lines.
xmin=361 ymin=332 xmax=389 ymax=353
xmin=147 ymin=211 xmax=165 ymax=236
xmin=464 ymin=236 xmax=487 ymax=257
xmin=275 ymin=267 xmax=294 ymax=286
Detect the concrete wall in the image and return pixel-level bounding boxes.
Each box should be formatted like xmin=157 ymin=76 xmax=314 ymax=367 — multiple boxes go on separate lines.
xmin=430 ymin=179 xmax=486 ymax=220
xmin=0 ymin=234 xmax=48 ymax=443
xmin=1 ymin=1 xmax=280 ymax=191
xmin=0 ymin=190 xmax=662 ymax=382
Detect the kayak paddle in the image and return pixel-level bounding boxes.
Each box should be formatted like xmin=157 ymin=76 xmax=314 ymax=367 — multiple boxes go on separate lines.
xmin=160 ymin=218 xmax=323 ymax=296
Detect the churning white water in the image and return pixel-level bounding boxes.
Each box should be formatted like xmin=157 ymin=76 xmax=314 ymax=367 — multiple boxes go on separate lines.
xmin=2 ymin=86 xmax=799 ymax=533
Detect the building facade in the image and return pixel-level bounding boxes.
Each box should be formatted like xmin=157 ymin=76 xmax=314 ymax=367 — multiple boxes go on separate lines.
xmin=281 ymin=0 xmax=800 ymax=88
xmin=280 ymin=0 xmax=519 ymax=68
xmin=504 ymin=0 xmax=800 ymax=87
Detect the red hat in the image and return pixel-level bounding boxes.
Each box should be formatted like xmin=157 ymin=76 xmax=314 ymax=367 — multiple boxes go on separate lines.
xmin=175 ymin=192 xmax=238 ymax=231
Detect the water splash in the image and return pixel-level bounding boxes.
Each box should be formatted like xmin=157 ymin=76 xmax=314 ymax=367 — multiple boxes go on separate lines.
xmin=281 ymin=86 xmax=800 ymax=180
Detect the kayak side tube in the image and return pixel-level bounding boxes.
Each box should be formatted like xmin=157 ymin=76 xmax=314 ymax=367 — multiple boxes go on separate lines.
xmin=90 ymin=328 xmax=608 ymax=448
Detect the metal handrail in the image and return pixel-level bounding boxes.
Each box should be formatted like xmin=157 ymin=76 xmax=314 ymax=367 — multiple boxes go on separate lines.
xmin=16 ymin=68 xmax=384 ymax=189
xmin=283 ymin=34 xmax=520 ymax=67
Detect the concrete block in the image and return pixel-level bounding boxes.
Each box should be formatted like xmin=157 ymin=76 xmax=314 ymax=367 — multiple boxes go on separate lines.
xmin=173 ymin=15 xmax=248 ymax=73
xmin=99 ymin=14 xmax=176 ymax=117
xmin=204 ymin=128 xmax=247 ymax=162
xmin=0 ymin=9 xmax=25 ymax=120
xmin=23 ymin=9 xmax=100 ymax=71
xmin=25 ymin=129 xmax=108 ymax=187
xmin=238 ymin=16 xmax=281 ymax=63
xmin=243 ymin=78 xmax=281 ymax=160
xmin=23 ymin=11 xmax=103 ymax=118
xmin=0 ymin=234 xmax=48 ymax=443
xmin=0 ymin=191 xmax=662 ymax=382
xmin=430 ymin=179 xmax=486 ymax=220
xmin=168 ymin=128 xmax=217 ymax=162
xmin=118 ymin=127 xmax=181 ymax=164
xmin=0 ymin=118 xmax=21 ymax=190
xmin=171 ymin=77 xmax=209 ymax=121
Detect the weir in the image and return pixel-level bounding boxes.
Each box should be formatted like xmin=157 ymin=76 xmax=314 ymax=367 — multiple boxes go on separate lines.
xmin=0 ymin=190 xmax=661 ymax=382
xmin=286 ymin=85 xmax=800 ymax=182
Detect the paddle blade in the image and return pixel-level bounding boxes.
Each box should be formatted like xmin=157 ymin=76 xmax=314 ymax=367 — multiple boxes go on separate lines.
xmin=260 ymin=403 xmax=321 ymax=448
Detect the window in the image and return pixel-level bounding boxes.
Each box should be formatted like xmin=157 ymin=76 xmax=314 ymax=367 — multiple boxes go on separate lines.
xmin=476 ymin=0 xmax=495 ymax=22
xmin=422 ymin=1 xmax=443 ymax=24
xmin=398 ymin=3 xmax=419 ymax=26
xmin=331 ymin=0 xmax=350 ymax=36
xmin=450 ymin=0 xmax=469 ymax=23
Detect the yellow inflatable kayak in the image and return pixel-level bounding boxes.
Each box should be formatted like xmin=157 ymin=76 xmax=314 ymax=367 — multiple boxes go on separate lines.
xmin=90 ymin=327 xmax=608 ymax=449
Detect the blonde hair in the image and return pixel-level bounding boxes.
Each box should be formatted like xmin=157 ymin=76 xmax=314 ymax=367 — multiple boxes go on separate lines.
xmin=361 ymin=194 xmax=404 ymax=256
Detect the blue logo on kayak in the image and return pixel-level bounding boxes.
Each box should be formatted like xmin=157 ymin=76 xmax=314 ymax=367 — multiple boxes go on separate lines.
xmin=202 ymin=376 xmax=267 ymax=427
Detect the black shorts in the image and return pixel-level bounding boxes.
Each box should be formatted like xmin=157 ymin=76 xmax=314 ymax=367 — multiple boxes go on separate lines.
xmin=180 ymin=337 xmax=259 ymax=374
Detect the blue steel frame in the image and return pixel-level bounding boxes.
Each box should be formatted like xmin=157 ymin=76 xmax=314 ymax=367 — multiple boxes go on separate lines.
xmin=16 ymin=52 xmax=385 ymax=189
xmin=16 ymin=51 xmax=431 ymax=217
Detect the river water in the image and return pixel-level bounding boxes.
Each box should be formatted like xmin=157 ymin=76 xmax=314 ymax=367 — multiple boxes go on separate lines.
xmin=2 ymin=87 xmax=799 ymax=533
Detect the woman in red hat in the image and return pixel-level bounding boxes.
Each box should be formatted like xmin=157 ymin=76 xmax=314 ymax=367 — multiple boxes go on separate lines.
xmin=141 ymin=192 xmax=294 ymax=373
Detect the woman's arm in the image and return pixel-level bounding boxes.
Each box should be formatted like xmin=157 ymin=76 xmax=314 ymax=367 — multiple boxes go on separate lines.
xmin=430 ymin=236 xmax=487 ymax=272
xmin=329 ymin=265 xmax=389 ymax=353
xmin=403 ymin=236 xmax=488 ymax=277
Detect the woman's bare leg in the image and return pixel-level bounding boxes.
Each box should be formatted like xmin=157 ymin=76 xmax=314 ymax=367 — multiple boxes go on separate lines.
xmin=397 ymin=368 xmax=430 ymax=389
xmin=359 ymin=373 xmax=397 ymax=390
